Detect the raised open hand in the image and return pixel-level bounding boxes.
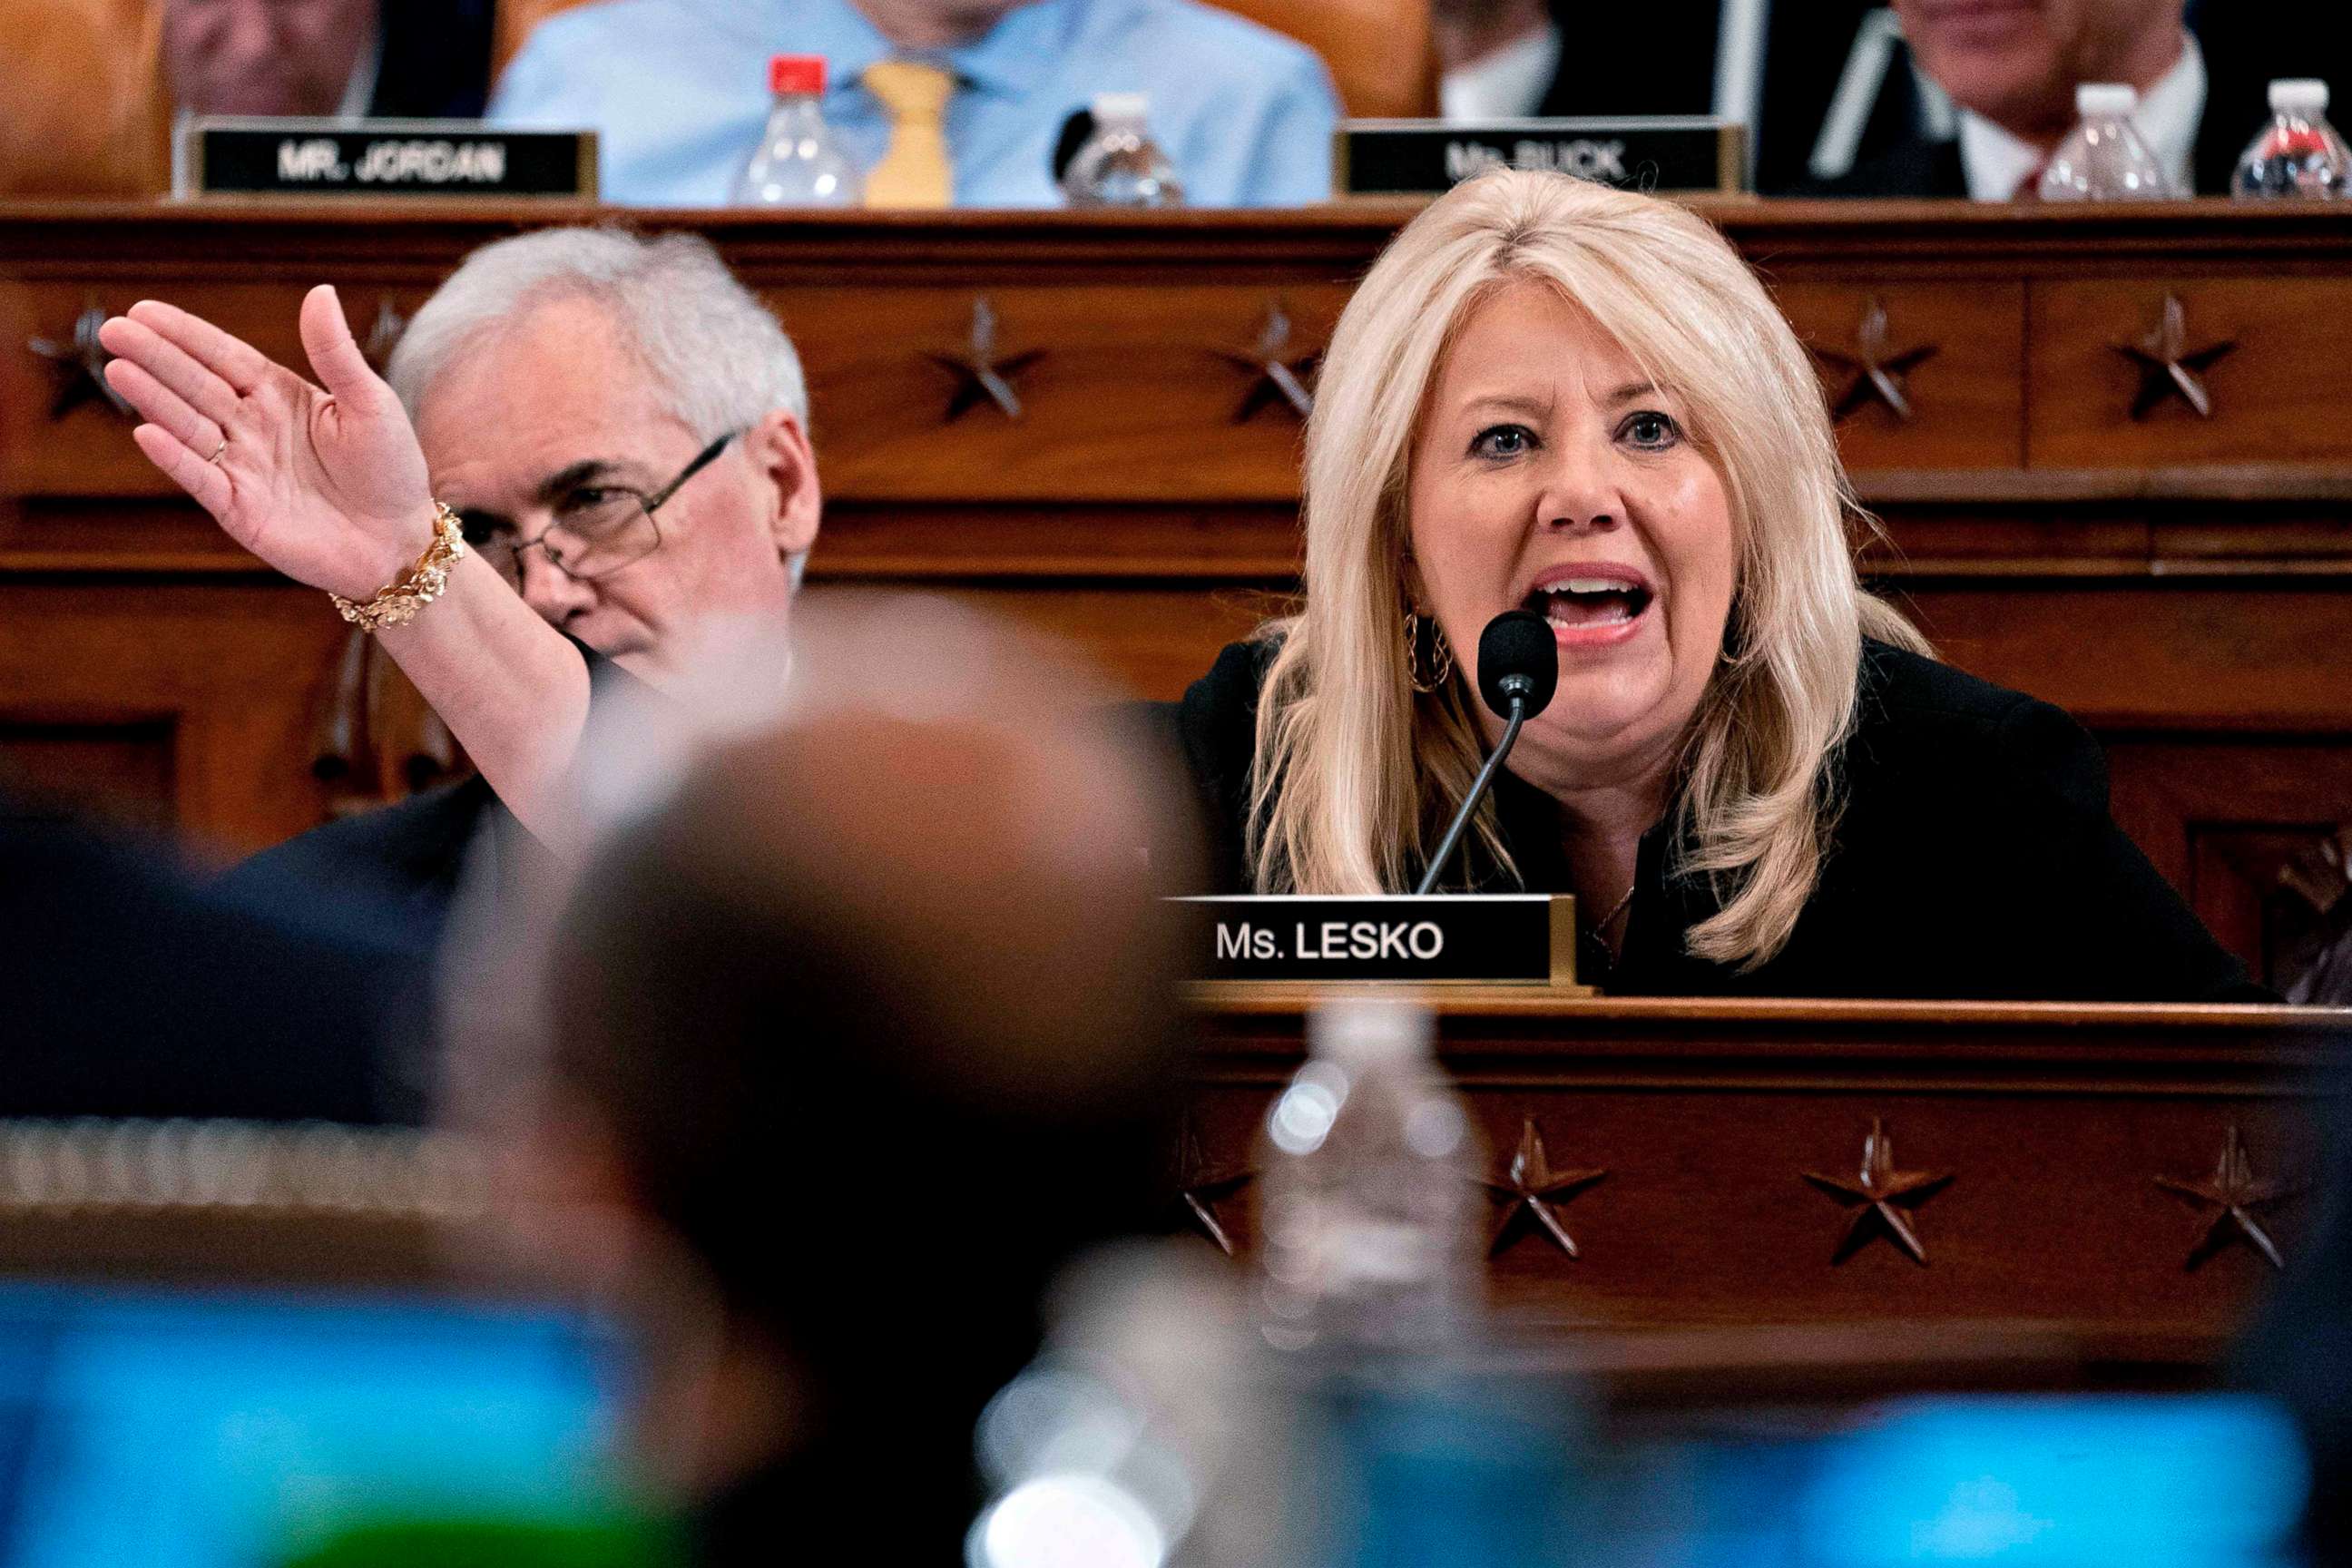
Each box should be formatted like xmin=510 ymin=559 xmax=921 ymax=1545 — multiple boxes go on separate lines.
xmin=98 ymin=286 xmax=436 ymax=601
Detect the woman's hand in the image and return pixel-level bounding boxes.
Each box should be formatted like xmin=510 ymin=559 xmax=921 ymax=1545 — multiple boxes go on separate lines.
xmin=98 ymin=286 xmax=436 ymax=601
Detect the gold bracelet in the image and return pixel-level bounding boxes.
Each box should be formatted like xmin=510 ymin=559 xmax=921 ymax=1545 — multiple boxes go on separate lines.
xmin=329 ymin=503 xmax=469 ymax=634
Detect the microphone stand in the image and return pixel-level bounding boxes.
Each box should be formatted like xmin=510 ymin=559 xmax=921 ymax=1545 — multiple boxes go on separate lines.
xmin=1413 ymin=693 xmax=1526 ymax=897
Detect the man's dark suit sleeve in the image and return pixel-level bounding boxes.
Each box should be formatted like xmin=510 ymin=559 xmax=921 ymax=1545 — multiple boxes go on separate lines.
xmin=1 ymin=806 xmax=426 ymax=1122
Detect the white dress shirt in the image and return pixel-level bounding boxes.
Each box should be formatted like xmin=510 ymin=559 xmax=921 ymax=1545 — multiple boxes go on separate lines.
xmin=1441 ymin=20 xmax=1562 ymax=122
xmin=1957 ymin=30 xmax=2205 ymax=200
xmin=333 ymin=15 xmax=382 ymax=120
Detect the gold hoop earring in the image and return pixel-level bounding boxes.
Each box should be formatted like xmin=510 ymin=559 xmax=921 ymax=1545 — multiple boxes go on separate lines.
xmin=1405 ymin=610 xmax=1453 ymax=693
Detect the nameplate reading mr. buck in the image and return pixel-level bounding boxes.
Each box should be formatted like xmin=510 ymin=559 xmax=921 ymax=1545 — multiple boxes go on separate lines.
xmin=176 ymin=118 xmax=598 ymax=200
xmin=1336 ymin=117 xmax=1745 ymax=197
xmin=1176 ymin=895 xmax=1577 ymax=985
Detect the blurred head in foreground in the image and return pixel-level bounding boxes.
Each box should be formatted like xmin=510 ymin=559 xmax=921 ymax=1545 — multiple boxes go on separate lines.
xmin=510 ymin=599 xmax=1191 ymax=1559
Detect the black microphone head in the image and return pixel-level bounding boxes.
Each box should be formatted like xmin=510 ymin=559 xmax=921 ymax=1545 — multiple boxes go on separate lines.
xmin=1475 ymin=610 xmax=1559 ymax=720
xmin=1052 ymin=109 xmax=1097 ymax=182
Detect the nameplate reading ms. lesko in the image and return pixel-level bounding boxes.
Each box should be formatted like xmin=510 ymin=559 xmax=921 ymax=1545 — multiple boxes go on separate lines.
xmin=1336 ymin=117 xmax=1744 ymax=197
xmin=1177 ymin=895 xmax=1577 ymax=985
xmin=176 ymin=118 xmax=598 ymax=200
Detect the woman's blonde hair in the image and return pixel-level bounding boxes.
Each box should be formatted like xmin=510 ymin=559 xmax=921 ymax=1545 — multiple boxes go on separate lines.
xmin=1248 ymin=169 xmax=1925 ymax=969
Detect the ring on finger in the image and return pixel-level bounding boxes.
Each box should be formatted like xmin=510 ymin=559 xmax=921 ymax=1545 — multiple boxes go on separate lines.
xmin=207 ymin=435 xmax=227 ymax=465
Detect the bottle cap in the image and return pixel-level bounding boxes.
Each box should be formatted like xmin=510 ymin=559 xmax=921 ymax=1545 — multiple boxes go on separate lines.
xmin=2075 ymin=83 xmax=2137 ymax=119
xmin=2270 ymin=78 xmax=2330 ymax=113
xmin=769 ymin=54 xmax=826 ymax=96
xmin=1091 ymin=92 xmax=1149 ymax=125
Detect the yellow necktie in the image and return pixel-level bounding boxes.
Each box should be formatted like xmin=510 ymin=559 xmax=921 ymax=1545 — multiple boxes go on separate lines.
xmin=862 ymin=59 xmax=955 ymax=209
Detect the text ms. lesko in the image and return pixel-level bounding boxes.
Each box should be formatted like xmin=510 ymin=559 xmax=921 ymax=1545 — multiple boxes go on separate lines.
xmin=1215 ymin=920 xmax=1446 ymax=962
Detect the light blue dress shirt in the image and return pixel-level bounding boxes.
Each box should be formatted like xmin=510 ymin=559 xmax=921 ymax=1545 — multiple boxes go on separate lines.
xmin=491 ymin=0 xmax=1341 ymax=207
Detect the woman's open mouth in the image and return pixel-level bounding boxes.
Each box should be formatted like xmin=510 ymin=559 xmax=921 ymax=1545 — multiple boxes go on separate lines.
xmin=1523 ymin=573 xmax=1654 ymax=645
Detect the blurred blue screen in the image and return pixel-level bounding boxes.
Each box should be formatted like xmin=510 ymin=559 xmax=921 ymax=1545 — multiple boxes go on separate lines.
xmin=0 ymin=1279 xmax=627 ymax=1568
xmin=1602 ymin=1394 xmax=2311 ymax=1568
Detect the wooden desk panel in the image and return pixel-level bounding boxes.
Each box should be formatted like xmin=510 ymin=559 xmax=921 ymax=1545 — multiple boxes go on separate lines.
xmin=788 ymin=283 xmax=1348 ymax=504
xmin=1188 ymin=995 xmax=2348 ymax=1358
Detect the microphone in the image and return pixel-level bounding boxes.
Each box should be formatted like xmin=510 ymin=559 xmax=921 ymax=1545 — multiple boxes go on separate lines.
xmin=1052 ymin=109 xmax=1097 ymax=183
xmin=1412 ymin=610 xmax=1559 ymax=897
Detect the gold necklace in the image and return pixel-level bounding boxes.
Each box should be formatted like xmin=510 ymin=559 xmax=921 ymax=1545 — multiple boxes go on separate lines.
xmin=1583 ymin=882 xmax=1637 ymax=962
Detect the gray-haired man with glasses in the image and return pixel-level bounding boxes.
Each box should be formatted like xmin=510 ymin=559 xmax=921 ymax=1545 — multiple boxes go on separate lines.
xmin=96 ymin=227 xmax=821 ymax=956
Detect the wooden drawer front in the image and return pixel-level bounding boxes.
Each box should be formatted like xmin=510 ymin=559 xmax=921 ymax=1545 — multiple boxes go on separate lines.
xmin=778 ymin=284 xmax=1346 ymax=504
xmin=2027 ymin=278 xmax=2352 ymax=467
xmin=1774 ymin=283 xmax=2024 ymax=470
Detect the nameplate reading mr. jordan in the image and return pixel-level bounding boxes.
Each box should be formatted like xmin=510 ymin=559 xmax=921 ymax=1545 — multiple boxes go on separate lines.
xmin=177 ymin=119 xmax=599 ymax=200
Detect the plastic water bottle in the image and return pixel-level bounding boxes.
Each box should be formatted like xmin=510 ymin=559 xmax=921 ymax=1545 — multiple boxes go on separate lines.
xmin=1255 ymin=997 xmax=1480 ymax=1357
xmin=2233 ymin=79 xmax=2352 ymax=200
xmin=2038 ymin=83 xmax=2176 ymax=201
xmin=1060 ymin=93 xmax=1185 ymax=208
xmin=731 ymin=54 xmax=861 ymax=208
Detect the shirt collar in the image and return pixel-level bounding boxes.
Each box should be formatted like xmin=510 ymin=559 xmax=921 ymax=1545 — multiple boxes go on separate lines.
xmin=1956 ymin=28 xmax=2205 ymax=200
xmin=334 ymin=11 xmax=383 ymax=121
xmin=1440 ymin=19 xmax=1561 ymax=122
xmin=816 ymin=0 xmax=1080 ymax=102
xmin=942 ymin=0 xmax=1081 ymax=98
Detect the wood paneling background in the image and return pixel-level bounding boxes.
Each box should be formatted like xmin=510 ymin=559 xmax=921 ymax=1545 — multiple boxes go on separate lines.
xmin=4 ymin=200 xmax=2349 ymax=986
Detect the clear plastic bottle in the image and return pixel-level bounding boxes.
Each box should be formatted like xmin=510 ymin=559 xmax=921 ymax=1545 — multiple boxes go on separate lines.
xmin=2037 ymin=83 xmax=2175 ymax=201
xmin=731 ymin=54 xmax=861 ymax=208
xmin=1060 ymin=93 xmax=1185 ymax=209
xmin=1254 ymin=997 xmax=1480 ymax=1357
xmin=2233 ymin=79 xmax=2352 ymax=200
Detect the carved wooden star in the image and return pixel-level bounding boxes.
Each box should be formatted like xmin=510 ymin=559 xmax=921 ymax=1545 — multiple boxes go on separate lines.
xmin=1802 ymin=1118 xmax=1953 ymax=1266
xmin=2155 ymin=1124 xmax=2306 ymax=1270
xmin=1170 ymin=1114 xmax=1254 ymax=1258
xmin=1483 ymin=1117 xmax=1606 ymax=1259
xmin=1216 ymin=300 xmax=1318 ymax=424
xmin=27 ymin=303 xmax=132 ymax=421
xmin=1810 ymin=297 xmax=1939 ymax=424
xmin=925 ymin=295 xmax=1044 ymax=423
xmin=2111 ymin=293 xmax=2236 ymax=420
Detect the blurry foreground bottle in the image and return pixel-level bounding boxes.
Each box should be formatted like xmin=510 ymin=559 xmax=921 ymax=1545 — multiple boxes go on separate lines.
xmin=2037 ymin=83 xmax=2174 ymax=201
xmin=1256 ymin=996 xmax=1481 ymax=1358
xmin=2234 ymin=79 xmax=2352 ymax=200
xmin=732 ymin=54 xmax=862 ymax=208
xmin=1061 ymin=93 xmax=1185 ymax=208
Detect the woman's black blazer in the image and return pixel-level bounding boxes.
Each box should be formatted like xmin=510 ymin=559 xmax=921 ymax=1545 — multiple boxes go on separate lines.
xmin=1155 ymin=638 xmax=2267 ymax=1002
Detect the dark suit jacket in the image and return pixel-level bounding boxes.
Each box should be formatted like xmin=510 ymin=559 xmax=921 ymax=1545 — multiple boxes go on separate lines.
xmin=1534 ymin=0 xmax=1892 ymax=195
xmin=1804 ymin=10 xmax=2352 ymax=198
xmin=1159 ymin=638 xmax=2264 ymax=1001
xmin=369 ymin=0 xmax=496 ymax=120
xmin=216 ymin=639 xmax=642 ymax=968
xmin=2 ymin=799 xmax=425 ymax=1121
xmin=219 ymin=775 xmax=500 ymax=965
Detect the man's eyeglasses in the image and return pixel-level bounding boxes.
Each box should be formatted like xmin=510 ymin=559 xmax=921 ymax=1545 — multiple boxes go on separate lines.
xmin=464 ymin=429 xmax=743 ymax=589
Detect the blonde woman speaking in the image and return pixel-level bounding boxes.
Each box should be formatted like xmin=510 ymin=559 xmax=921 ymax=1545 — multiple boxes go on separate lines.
xmin=1161 ymin=170 xmax=2257 ymax=1001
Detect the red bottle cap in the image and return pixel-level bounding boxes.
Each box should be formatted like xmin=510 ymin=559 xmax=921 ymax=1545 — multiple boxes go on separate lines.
xmin=769 ymin=54 xmax=826 ymax=96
